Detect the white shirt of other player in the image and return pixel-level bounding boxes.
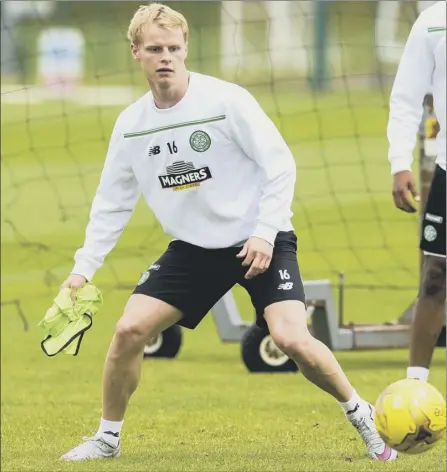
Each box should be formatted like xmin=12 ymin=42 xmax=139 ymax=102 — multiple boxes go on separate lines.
xmin=387 ymin=0 xmax=446 ymax=174
xmin=72 ymin=72 xmax=296 ymax=281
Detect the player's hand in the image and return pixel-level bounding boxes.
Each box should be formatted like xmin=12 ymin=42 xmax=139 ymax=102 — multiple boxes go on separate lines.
xmin=60 ymin=274 xmax=87 ymax=301
xmin=237 ymin=237 xmax=273 ymax=280
xmin=392 ymin=171 xmax=420 ymax=213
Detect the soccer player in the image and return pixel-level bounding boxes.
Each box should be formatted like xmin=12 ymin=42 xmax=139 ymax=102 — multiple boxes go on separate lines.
xmin=387 ymin=0 xmax=445 ymax=382
xmin=60 ymin=3 xmax=397 ymax=462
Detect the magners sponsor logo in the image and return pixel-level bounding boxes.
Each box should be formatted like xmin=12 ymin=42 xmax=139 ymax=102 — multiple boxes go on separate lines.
xmin=159 ymin=160 xmax=212 ymax=191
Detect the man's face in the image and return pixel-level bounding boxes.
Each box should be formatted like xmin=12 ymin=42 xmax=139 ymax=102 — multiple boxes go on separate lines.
xmin=131 ymin=24 xmax=187 ymax=87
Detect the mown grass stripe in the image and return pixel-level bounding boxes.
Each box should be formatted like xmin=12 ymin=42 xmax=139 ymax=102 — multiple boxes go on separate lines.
xmin=123 ymin=115 xmax=226 ymax=138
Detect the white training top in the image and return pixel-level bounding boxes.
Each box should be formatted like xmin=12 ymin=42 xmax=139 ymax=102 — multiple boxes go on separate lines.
xmin=387 ymin=0 xmax=446 ymax=174
xmin=72 ymin=72 xmax=296 ymax=281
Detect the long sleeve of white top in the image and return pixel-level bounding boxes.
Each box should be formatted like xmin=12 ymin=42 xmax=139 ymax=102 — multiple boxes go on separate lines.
xmin=72 ymin=118 xmax=140 ymax=280
xmin=387 ymin=13 xmax=435 ymax=175
xmin=228 ymin=88 xmax=296 ymax=245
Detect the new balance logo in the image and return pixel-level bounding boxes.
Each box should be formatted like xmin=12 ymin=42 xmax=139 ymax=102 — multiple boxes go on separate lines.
xmin=148 ymin=146 xmax=161 ymax=156
xmin=278 ymin=282 xmax=293 ymax=290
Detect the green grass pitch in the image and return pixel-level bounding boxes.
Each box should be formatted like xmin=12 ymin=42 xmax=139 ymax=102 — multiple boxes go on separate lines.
xmin=1 ymin=85 xmax=445 ymax=471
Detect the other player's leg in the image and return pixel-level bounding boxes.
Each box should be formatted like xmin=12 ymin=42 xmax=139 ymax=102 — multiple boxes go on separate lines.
xmin=242 ymin=231 xmax=397 ymax=461
xmin=407 ymin=165 xmax=446 ymax=382
xmin=407 ymin=256 xmax=446 ymax=381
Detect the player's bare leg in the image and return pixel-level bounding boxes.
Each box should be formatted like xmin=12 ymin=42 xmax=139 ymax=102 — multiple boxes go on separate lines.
xmin=60 ymin=295 xmax=182 ymax=461
xmin=266 ymin=301 xmax=352 ymax=400
xmin=407 ymin=255 xmax=446 ymax=382
xmin=102 ymin=295 xmax=182 ymax=420
xmin=264 ymin=301 xmax=397 ymax=461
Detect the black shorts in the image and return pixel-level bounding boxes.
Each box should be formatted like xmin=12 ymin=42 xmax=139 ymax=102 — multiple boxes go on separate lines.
xmin=420 ymin=165 xmax=446 ymax=257
xmin=133 ymin=231 xmax=306 ymax=330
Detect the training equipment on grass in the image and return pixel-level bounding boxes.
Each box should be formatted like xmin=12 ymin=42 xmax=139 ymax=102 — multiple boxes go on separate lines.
xmin=374 ymin=379 xmax=446 ymax=454
xmin=240 ymin=325 xmax=298 ymax=373
xmin=143 ymin=325 xmax=182 ymax=359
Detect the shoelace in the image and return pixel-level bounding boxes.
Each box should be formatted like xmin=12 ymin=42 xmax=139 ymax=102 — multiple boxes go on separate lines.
xmin=352 ymin=417 xmax=384 ymax=450
xmin=83 ymin=435 xmax=117 ymax=447
xmin=62 ymin=438 xmax=102 ymax=460
xmin=75 ymin=436 xmax=116 ymax=458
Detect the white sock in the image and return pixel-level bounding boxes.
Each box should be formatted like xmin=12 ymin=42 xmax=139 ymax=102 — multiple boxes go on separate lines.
xmin=407 ymin=366 xmax=429 ymax=382
xmin=339 ymin=389 xmax=363 ymax=415
xmin=98 ymin=418 xmax=123 ymax=444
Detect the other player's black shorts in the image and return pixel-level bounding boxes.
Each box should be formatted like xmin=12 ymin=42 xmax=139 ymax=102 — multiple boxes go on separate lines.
xmin=133 ymin=231 xmax=306 ymax=330
xmin=420 ymin=165 xmax=446 ymax=257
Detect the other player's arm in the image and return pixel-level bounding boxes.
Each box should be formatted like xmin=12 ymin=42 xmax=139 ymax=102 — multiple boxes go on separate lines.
xmin=228 ymin=87 xmax=296 ymax=279
xmin=387 ymin=13 xmax=434 ymax=213
xmin=61 ymin=116 xmax=140 ymax=298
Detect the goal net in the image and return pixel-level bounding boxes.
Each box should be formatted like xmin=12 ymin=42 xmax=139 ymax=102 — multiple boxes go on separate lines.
xmin=1 ymin=1 xmax=434 ymax=325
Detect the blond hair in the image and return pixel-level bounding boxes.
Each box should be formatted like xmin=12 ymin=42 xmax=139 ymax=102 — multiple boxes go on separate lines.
xmin=127 ymin=3 xmax=189 ymax=46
